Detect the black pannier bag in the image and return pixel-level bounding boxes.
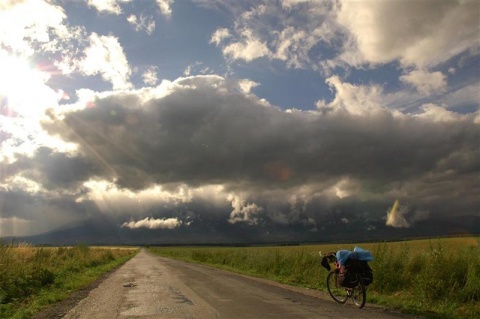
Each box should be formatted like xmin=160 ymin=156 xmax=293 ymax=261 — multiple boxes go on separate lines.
xmin=339 ymin=268 xmax=358 ymax=288
xmin=358 ymin=261 xmax=373 ymax=286
xmin=343 ymin=259 xmax=373 ymax=287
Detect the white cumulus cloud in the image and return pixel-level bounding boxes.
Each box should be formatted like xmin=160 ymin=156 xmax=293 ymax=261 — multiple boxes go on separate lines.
xmin=87 ymin=0 xmax=131 ymax=15
xmin=228 ymin=195 xmax=263 ymax=225
xmin=142 ymin=66 xmax=159 ymax=86
xmin=316 ymin=76 xmax=385 ymax=115
xmin=121 ymin=217 xmax=182 ymax=229
xmin=210 ymin=28 xmax=231 ymax=45
xmin=79 ymin=33 xmax=132 ymax=90
xmin=222 ymin=29 xmax=271 ymax=62
xmin=156 ymin=0 xmax=174 ymax=17
xmin=400 ymin=70 xmax=447 ymax=95
xmin=127 ymin=14 xmax=156 ymax=35
xmin=336 ymin=0 xmax=480 ymax=68
xmin=0 ymin=0 xmax=68 ymax=57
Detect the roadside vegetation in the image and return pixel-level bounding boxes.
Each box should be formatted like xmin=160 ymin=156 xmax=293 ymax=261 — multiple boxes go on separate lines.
xmin=148 ymin=237 xmax=479 ymax=319
xmin=0 ymin=242 xmax=138 ymax=319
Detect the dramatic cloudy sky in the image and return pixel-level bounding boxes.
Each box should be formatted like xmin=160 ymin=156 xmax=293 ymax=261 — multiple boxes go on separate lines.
xmin=0 ymin=0 xmax=479 ymax=240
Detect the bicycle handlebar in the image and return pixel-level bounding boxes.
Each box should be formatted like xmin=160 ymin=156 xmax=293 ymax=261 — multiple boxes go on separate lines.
xmin=320 ymin=251 xmax=337 ymax=271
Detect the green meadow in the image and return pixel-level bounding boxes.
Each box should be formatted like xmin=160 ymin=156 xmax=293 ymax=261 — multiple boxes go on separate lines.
xmin=0 ymin=243 xmax=138 ymax=319
xmin=148 ymin=237 xmax=480 ymax=319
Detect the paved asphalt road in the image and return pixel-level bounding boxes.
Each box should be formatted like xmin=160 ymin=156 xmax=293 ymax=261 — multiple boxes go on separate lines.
xmin=62 ymin=249 xmax=417 ymax=319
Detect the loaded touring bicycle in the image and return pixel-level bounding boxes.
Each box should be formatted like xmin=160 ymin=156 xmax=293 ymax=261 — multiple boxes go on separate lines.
xmin=320 ymin=246 xmax=374 ymax=308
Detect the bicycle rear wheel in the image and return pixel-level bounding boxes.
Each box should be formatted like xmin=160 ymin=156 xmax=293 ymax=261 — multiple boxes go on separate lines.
xmin=351 ymin=274 xmax=366 ymax=308
xmin=326 ymin=271 xmax=348 ymax=304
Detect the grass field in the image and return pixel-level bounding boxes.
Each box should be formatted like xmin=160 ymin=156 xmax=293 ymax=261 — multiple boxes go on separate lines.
xmin=0 ymin=242 xmax=139 ymax=319
xmin=148 ymin=236 xmax=480 ymax=319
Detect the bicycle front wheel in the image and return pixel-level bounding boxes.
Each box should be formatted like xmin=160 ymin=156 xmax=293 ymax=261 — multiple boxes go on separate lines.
xmin=351 ymin=274 xmax=366 ymax=308
xmin=326 ymin=271 xmax=348 ymax=304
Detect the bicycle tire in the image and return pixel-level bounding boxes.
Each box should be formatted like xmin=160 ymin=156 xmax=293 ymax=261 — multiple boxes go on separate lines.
xmin=351 ymin=273 xmax=366 ymax=308
xmin=326 ymin=270 xmax=348 ymax=304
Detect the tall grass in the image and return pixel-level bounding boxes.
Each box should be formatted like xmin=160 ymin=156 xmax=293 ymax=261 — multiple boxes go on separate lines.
xmin=148 ymin=237 xmax=480 ymax=319
xmin=369 ymin=240 xmax=480 ymax=318
xmin=0 ymin=242 xmax=138 ymax=319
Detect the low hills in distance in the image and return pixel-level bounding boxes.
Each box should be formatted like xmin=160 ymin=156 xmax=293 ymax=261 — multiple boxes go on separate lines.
xmin=4 ymin=214 xmax=479 ymax=246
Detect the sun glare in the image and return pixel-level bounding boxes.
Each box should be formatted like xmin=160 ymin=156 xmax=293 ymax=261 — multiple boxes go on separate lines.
xmin=0 ymin=51 xmax=56 ymax=117
xmin=0 ymin=51 xmax=75 ymax=161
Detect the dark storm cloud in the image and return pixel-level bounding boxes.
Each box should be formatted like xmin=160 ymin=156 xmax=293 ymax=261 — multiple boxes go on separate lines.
xmin=0 ymin=189 xmax=43 ymax=220
xmin=39 ymin=76 xmax=480 ymax=230
xmin=0 ymin=185 xmax=101 ymax=236
xmin=5 ymin=147 xmax=102 ymax=191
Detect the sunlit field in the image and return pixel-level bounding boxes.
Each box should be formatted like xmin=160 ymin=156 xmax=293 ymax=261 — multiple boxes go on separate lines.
xmin=0 ymin=243 xmax=138 ymax=319
xmin=148 ymin=237 xmax=480 ymax=319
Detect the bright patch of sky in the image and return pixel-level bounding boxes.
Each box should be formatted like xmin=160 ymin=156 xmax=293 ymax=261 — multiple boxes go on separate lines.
xmin=0 ymin=0 xmax=479 ymax=238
